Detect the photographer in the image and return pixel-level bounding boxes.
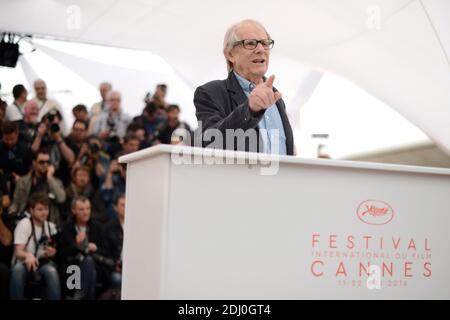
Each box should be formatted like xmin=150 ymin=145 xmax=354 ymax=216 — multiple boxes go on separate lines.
xmin=19 ymin=100 xmax=40 ymax=146
xmin=32 ymin=79 xmax=67 ymax=135
xmin=58 ymin=196 xmax=111 ymax=300
xmin=158 ymin=104 xmax=192 ymax=145
xmin=65 ymin=120 xmax=88 ymax=159
xmin=75 ymin=135 xmax=110 ymax=190
xmin=121 ymin=135 xmax=140 ymax=155
xmin=31 ymin=109 xmax=75 ymax=186
xmin=10 ymin=192 xmax=60 ymax=300
xmin=131 ymin=102 xmax=167 ymax=147
xmin=0 ymin=122 xmax=33 ymax=198
xmin=72 ymin=104 xmax=89 ymax=127
xmin=93 ymin=90 xmax=131 ymax=139
xmin=101 ymin=157 xmax=126 ymax=220
xmin=64 ymin=166 xmax=107 ymax=223
xmin=151 ymin=83 xmax=169 ymax=110
xmin=105 ymin=194 xmax=125 ymax=290
xmin=9 ymin=149 xmax=66 ymax=226
xmin=91 ymin=91 xmax=131 ymax=158
xmin=5 ymin=84 xmax=28 ymax=125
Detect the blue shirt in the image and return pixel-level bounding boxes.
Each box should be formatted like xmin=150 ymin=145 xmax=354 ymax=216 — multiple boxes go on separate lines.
xmin=234 ymin=72 xmax=287 ymax=155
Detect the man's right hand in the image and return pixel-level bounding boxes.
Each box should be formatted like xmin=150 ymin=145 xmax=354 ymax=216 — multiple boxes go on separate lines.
xmin=87 ymin=243 xmax=97 ymax=253
xmin=109 ymin=160 xmax=120 ymax=174
xmin=46 ymin=165 xmax=55 ymax=179
xmin=78 ymin=143 xmax=89 ymax=158
xmin=76 ymin=232 xmax=86 ymax=245
xmin=24 ymin=254 xmax=39 ymax=272
xmin=36 ymin=123 xmax=47 ymax=138
xmin=248 ymin=75 xmax=282 ymax=113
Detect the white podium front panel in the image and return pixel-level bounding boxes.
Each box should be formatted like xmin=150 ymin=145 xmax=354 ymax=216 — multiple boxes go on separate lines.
xmin=120 ymin=146 xmax=450 ymax=300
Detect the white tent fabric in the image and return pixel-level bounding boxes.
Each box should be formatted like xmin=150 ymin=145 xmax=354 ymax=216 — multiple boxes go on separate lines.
xmin=1 ymin=0 xmax=449 ymax=154
xmin=33 ymin=40 xmax=198 ymax=125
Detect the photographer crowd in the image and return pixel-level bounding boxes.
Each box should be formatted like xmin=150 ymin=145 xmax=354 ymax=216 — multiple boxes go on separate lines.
xmin=0 ymin=79 xmax=192 ymax=300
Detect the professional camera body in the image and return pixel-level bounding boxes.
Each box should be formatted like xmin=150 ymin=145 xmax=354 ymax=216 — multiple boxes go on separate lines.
xmin=106 ymin=114 xmax=118 ymax=137
xmin=43 ymin=109 xmax=62 ymax=134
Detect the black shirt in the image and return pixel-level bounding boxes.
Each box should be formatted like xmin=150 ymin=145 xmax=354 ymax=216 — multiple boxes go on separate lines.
xmin=0 ymin=141 xmax=32 ymax=177
xmin=64 ymin=136 xmax=82 ymax=159
xmin=19 ymin=122 xmax=39 ymax=146
xmin=158 ymin=121 xmax=192 ymax=145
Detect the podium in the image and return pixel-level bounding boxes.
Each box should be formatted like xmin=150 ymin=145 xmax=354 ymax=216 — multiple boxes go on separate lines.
xmin=119 ymin=145 xmax=450 ymax=299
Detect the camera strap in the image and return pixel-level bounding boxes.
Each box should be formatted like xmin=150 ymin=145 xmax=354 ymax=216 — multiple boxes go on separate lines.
xmin=13 ymin=102 xmax=24 ymax=117
xmin=39 ymin=99 xmax=47 ymax=111
xmin=27 ymin=217 xmax=52 ymax=258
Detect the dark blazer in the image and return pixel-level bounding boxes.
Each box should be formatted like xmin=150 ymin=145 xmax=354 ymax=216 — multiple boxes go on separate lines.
xmin=194 ymin=71 xmax=294 ymax=155
xmin=105 ymin=217 xmax=123 ymax=262
xmin=57 ymin=219 xmax=108 ymax=264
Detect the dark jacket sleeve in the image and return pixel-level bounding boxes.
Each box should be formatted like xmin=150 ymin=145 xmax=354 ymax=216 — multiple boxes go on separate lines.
xmin=194 ymin=85 xmax=265 ymax=135
xmin=89 ymin=221 xmax=108 ymax=257
xmin=105 ymin=220 xmax=123 ymax=261
xmin=57 ymin=222 xmax=79 ymax=262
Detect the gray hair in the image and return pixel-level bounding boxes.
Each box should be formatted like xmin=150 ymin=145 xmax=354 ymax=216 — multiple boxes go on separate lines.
xmin=106 ymin=90 xmax=121 ymax=100
xmin=99 ymin=82 xmax=112 ymax=90
xmin=33 ymin=79 xmax=46 ymax=88
xmin=223 ymin=19 xmax=271 ymax=73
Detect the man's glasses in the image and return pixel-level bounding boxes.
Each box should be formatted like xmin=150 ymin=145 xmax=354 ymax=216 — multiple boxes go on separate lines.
xmin=233 ymin=39 xmax=275 ymax=50
xmin=38 ymin=160 xmax=51 ymax=165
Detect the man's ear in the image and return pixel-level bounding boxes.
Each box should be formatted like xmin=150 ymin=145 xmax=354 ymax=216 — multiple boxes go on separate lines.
xmin=224 ymin=49 xmax=235 ymax=64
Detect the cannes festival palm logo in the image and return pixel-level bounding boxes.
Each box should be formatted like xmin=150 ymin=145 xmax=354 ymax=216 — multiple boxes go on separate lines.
xmin=357 ymin=200 xmax=394 ymax=226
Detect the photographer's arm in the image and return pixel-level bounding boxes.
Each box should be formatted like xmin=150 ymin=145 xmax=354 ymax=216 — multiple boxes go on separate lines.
xmin=31 ymin=131 xmax=43 ymax=153
xmin=15 ymin=244 xmax=39 ymax=272
xmin=0 ymin=217 xmax=12 ymax=247
xmin=56 ymin=139 xmax=75 ymax=166
xmin=31 ymin=123 xmax=47 ymax=153
xmin=102 ymin=161 xmax=117 ymax=190
xmin=8 ymin=178 xmax=23 ymax=215
xmin=47 ymin=174 xmax=66 ymax=204
xmin=52 ymin=131 xmax=75 ymax=166
xmin=2 ymin=195 xmax=11 ymax=209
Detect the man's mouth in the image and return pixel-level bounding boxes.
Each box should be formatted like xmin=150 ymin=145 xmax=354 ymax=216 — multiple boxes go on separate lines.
xmin=252 ymin=59 xmax=266 ymax=64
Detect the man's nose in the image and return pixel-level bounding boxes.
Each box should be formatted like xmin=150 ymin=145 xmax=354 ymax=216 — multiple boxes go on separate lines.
xmin=255 ymin=42 xmax=266 ymax=52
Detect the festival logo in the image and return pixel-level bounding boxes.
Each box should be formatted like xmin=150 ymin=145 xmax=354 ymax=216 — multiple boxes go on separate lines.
xmin=357 ymin=200 xmax=394 ymax=226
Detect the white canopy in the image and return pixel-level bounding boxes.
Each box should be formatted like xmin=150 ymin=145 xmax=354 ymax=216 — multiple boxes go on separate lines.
xmin=1 ymin=0 xmax=449 ymax=155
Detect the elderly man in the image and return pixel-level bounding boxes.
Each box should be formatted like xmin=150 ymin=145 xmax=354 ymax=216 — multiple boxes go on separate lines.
xmin=90 ymin=82 xmax=112 ymax=117
xmin=88 ymin=82 xmax=112 ymax=135
xmin=91 ymin=90 xmax=131 ymax=140
xmin=194 ymin=19 xmax=294 ymax=155
xmin=32 ymin=79 xmax=68 ymax=135
xmin=19 ymin=100 xmax=40 ymax=145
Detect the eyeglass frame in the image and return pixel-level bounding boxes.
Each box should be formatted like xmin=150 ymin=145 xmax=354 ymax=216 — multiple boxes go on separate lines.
xmin=232 ymin=39 xmax=275 ymax=50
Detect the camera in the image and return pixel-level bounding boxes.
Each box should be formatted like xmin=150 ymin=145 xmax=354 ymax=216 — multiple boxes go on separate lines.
xmin=47 ymin=114 xmax=55 ymax=122
xmin=106 ymin=116 xmax=116 ymax=132
xmin=49 ymin=123 xmax=60 ymax=133
xmin=45 ymin=109 xmax=61 ymax=123
xmin=89 ymin=142 xmax=100 ymax=154
xmin=92 ymin=253 xmax=116 ymax=270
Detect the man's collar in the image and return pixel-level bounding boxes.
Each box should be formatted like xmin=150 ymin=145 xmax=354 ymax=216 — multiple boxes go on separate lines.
xmin=226 ymin=71 xmax=248 ymax=108
xmin=233 ymin=71 xmax=254 ymax=93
